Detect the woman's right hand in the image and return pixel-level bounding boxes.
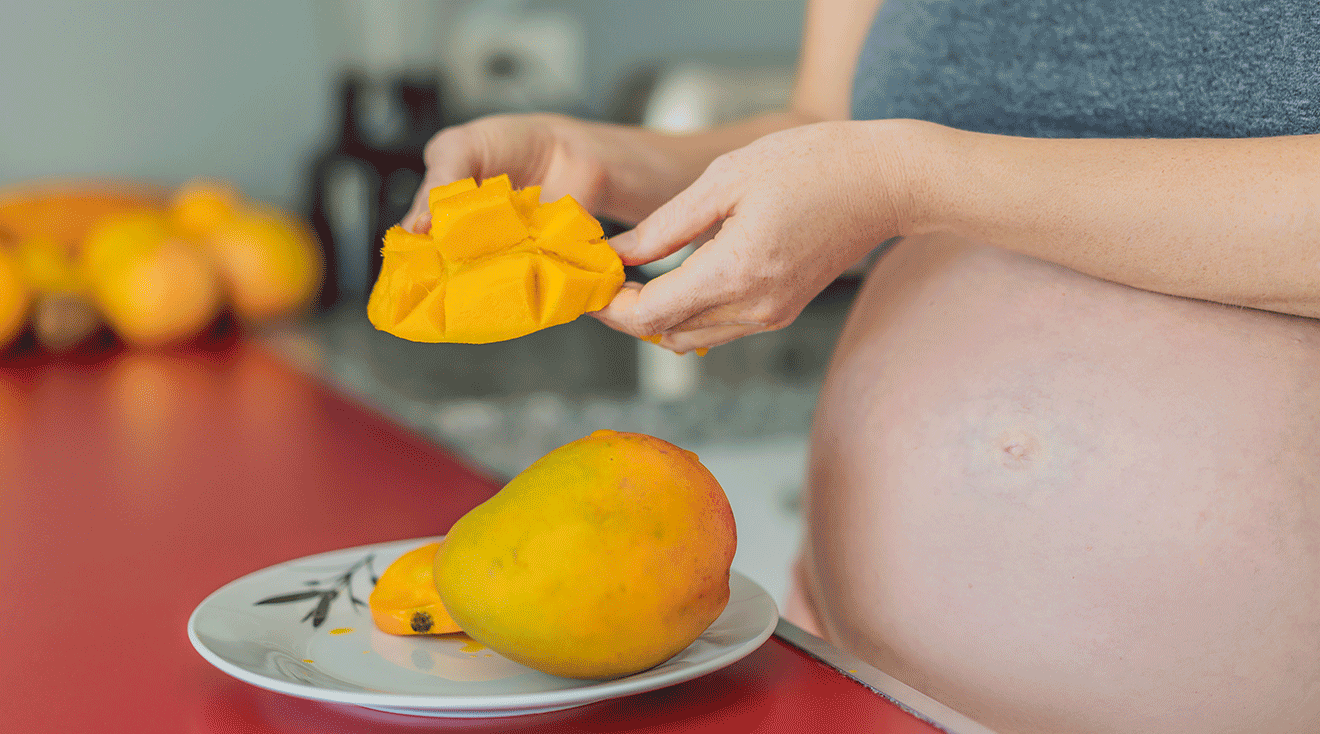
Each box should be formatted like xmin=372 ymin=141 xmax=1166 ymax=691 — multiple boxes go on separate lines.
xmin=401 ymin=113 xmax=670 ymax=234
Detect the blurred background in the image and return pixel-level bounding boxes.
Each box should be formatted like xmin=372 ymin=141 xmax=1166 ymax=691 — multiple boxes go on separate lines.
xmin=1 ymin=0 xmax=803 ymax=210
xmin=0 ymin=0 xmax=858 ymax=608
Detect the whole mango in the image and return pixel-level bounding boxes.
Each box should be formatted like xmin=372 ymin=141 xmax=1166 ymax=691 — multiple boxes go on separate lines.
xmin=435 ymin=430 xmax=736 ymax=680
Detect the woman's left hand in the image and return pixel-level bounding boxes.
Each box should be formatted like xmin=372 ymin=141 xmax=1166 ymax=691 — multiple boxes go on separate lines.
xmin=592 ymin=119 xmax=924 ymax=353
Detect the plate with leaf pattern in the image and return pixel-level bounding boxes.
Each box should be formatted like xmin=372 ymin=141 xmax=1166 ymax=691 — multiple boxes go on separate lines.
xmin=187 ymin=536 xmax=778 ymax=717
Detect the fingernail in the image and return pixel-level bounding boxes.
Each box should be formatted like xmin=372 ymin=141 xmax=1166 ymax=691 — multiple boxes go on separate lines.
xmin=609 ymin=230 xmax=638 ymax=256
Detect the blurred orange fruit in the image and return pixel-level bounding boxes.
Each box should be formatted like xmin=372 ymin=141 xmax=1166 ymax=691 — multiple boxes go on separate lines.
xmin=82 ymin=212 xmax=224 ymax=348
xmin=200 ymin=206 xmax=322 ymax=323
xmin=169 ymin=179 xmax=241 ymax=240
xmin=0 ymin=184 xmax=163 ymax=351
xmin=0 ymin=244 xmax=32 ymax=350
xmin=0 ymin=179 xmax=321 ymax=352
xmin=0 ymin=184 xmax=164 ymax=247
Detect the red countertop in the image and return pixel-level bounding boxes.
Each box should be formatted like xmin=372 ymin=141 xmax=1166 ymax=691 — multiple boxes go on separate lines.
xmin=0 ymin=334 xmax=948 ymax=734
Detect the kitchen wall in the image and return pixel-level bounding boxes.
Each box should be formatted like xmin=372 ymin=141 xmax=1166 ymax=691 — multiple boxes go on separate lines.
xmin=535 ymin=0 xmax=804 ymax=113
xmin=0 ymin=0 xmax=804 ymax=208
xmin=0 ymin=0 xmax=342 ymax=207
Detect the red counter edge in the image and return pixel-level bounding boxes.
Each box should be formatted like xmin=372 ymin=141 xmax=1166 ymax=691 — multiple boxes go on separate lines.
xmin=774 ymin=620 xmax=998 ymax=734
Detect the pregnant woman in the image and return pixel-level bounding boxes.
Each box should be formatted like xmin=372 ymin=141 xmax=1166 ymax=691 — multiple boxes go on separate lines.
xmin=405 ymin=1 xmax=1320 ymax=731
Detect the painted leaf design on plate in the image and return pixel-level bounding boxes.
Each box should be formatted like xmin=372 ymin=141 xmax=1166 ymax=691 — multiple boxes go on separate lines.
xmin=252 ymin=554 xmax=377 ymax=628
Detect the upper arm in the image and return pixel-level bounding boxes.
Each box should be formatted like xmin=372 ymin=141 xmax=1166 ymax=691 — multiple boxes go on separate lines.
xmin=791 ymin=0 xmax=885 ymax=121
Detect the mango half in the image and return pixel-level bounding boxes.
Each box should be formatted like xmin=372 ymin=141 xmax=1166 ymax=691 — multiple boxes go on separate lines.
xmin=435 ymin=430 xmax=737 ymax=680
xmin=369 ymin=541 xmax=463 ymax=636
xmin=367 ymin=175 xmax=624 ymax=344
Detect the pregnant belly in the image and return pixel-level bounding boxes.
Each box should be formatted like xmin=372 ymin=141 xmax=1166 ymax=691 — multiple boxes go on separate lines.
xmin=804 ymin=233 xmax=1320 ymax=734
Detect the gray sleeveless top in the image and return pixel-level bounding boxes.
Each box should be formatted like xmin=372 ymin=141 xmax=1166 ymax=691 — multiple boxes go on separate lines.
xmin=852 ymin=0 xmax=1320 ymax=137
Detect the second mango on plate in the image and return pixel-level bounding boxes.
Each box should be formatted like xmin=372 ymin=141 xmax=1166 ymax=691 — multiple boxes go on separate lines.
xmin=367 ymin=176 xmax=624 ymax=344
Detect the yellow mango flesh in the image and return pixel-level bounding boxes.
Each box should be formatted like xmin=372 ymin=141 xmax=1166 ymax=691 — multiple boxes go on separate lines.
xmin=367 ymin=175 xmax=623 ymax=344
xmin=434 ymin=429 xmax=737 ymax=680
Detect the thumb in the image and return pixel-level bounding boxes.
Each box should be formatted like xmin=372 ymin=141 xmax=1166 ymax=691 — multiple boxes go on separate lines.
xmin=609 ymin=170 xmax=732 ymax=266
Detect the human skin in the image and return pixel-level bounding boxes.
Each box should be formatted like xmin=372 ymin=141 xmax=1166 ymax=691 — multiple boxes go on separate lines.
xmin=404 ymin=0 xmax=1320 ymax=730
xmin=806 ymin=232 xmax=1320 ymax=733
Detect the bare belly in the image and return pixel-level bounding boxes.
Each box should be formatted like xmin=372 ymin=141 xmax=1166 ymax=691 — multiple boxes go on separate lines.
xmin=802 ymin=233 xmax=1320 ymax=734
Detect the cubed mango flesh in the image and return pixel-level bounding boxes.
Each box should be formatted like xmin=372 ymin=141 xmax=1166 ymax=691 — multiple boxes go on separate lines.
xmin=367 ymin=175 xmax=624 ymax=344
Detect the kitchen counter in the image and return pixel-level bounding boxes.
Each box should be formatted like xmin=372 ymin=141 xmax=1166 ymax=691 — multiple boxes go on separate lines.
xmin=0 ymin=334 xmax=993 ymax=734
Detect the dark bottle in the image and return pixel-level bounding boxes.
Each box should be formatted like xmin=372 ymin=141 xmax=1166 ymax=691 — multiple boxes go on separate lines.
xmin=306 ymin=72 xmax=445 ymax=309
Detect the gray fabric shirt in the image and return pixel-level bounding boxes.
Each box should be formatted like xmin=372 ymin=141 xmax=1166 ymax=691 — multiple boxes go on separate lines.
xmin=851 ymin=0 xmax=1320 ymax=137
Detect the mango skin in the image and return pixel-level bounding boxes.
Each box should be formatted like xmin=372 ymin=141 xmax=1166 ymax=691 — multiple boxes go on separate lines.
xmin=434 ymin=430 xmax=737 ymax=680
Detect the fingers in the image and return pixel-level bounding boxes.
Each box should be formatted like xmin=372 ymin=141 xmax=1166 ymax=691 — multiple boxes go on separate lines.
xmin=591 ymin=257 xmax=728 ymax=339
xmin=401 ymin=131 xmax=482 ymax=233
xmin=591 ymin=235 xmax=779 ymax=353
xmin=400 ymin=175 xmax=442 ymax=234
xmin=593 ymin=175 xmax=776 ymax=345
xmin=590 ymin=282 xmax=762 ymax=354
xmin=660 ymin=323 xmax=758 ymax=354
xmin=590 ymin=282 xmax=669 ymax=336
xmin=609 ymin=164 xmax=734 ymax=267
xmin=399 ymin=115 xmax=607 ymax=235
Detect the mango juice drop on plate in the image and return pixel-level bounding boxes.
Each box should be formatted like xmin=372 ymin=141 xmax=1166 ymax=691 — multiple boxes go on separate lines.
xmin=366 ymin=175 xmax=624 ymax=344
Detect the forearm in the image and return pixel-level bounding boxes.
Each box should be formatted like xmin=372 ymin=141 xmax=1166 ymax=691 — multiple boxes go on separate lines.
xmin=589 ymin=111 xmax=818 ymax=224
xmin=898 ymin=121 xmax=1320 ymax=317
xmin=592 ymin=0 xmax=883 ymax=224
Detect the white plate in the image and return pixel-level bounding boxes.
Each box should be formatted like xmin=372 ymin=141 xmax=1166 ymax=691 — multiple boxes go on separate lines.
xmin=188 ymin=536 xmax=778 ymax=718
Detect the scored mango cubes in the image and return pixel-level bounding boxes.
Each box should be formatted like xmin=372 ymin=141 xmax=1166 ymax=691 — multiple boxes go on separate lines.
xmin=367 ymin=175 xmax=624 ymax=344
